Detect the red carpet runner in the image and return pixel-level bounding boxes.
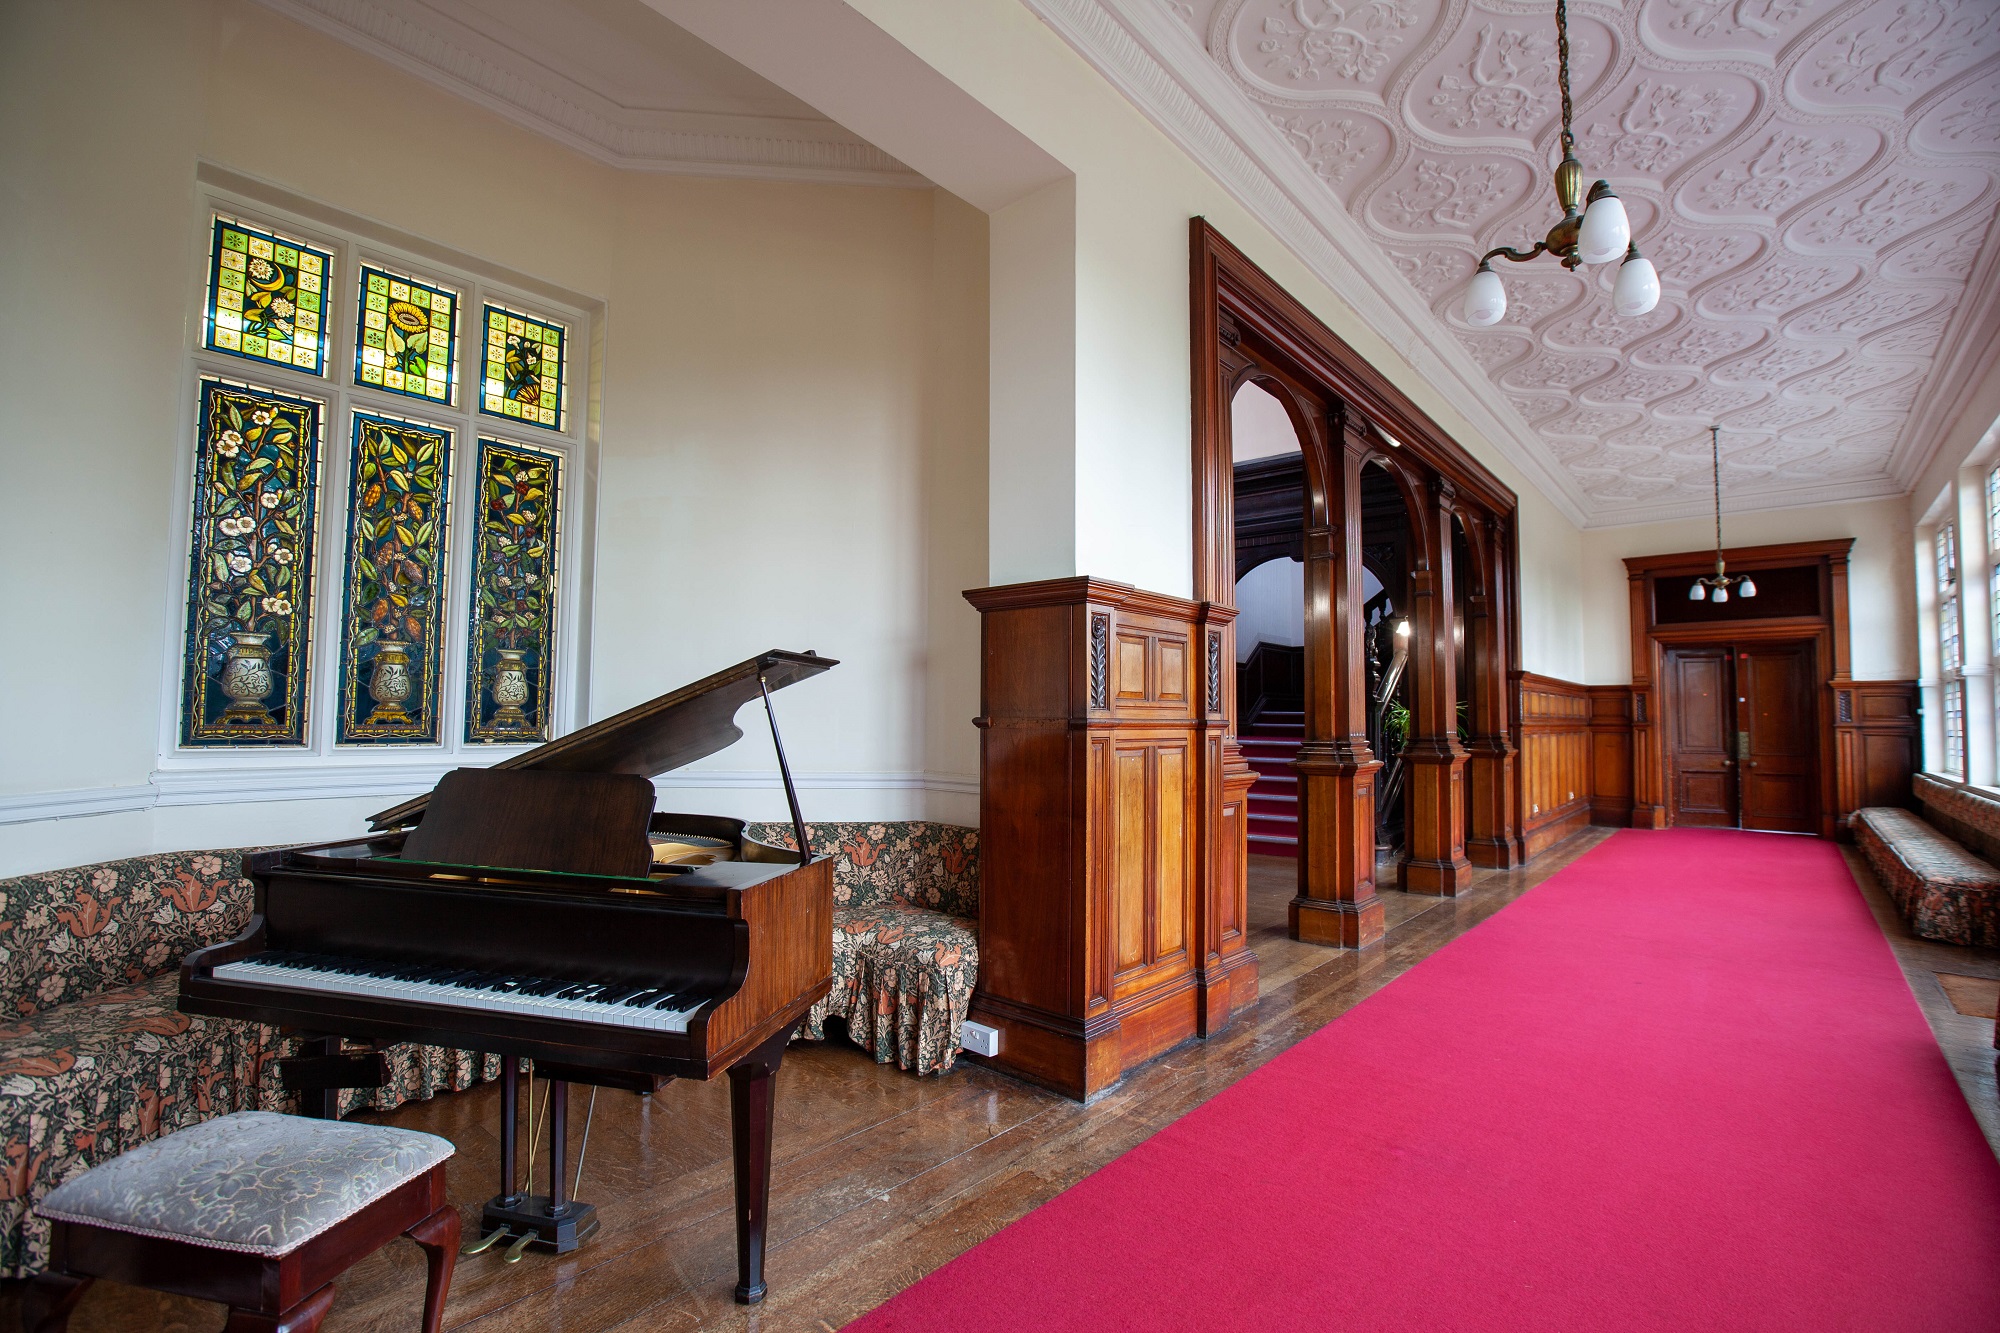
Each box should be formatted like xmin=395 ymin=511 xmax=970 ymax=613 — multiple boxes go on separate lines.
xmin=851 ymin=830 xmax=2000 ymax=1331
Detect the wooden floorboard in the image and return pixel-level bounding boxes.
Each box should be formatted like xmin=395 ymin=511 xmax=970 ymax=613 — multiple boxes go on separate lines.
xmin=11 ymin=825 xmax=1993 ymax=1331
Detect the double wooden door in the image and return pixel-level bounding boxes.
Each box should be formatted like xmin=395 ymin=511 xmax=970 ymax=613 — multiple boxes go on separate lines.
xmin=1665 ymin=642 xmax=1818 ymax=833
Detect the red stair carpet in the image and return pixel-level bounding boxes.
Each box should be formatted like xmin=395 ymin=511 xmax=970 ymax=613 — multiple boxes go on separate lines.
xmin=851 ymin=830 xmax=2000 ymax=1331
xmin=1241 ymin=709 xmax=1303 ymax=857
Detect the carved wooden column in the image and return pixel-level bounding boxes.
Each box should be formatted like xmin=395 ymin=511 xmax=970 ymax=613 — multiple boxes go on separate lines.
xmin=1399 ymin=475 xmax=1473 ymax=895
xmin=1627 ymin=565 xmax=1667 ymax=828
xmin=1291 ymin=406 xmax=1384 ymax=946
xmin=1463 ymin=512 xmax=1520 ymax=868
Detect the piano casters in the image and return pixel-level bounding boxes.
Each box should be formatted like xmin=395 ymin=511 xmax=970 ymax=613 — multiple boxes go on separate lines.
xmin=467 ymin=1058 xmax=602 ymax=1260
xmin=728 ymin=1024 xmax=794 ymax=1304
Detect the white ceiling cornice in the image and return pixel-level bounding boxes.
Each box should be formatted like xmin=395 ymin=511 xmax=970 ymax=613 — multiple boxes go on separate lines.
xmin=258 ymin=0 xmax=927 ymax=187
xmin=1028 ymin=0 xmax=1594 ymax=526
xmin=1027 ymin=0 xmax=2000 ymax=530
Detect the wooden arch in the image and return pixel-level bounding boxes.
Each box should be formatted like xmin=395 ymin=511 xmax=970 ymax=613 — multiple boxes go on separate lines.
xmin=1193 ymin=220 xmax=1523 ymax=948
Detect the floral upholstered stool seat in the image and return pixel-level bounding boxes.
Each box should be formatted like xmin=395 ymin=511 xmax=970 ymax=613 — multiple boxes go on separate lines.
xmin=24 ymin=1111 xmax=459 ymax=1333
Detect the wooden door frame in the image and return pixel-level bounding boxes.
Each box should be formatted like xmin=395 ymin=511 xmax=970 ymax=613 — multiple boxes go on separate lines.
xmin=1660 ymin=637 xmax=1824 ymax=831
xmin=1625 ymin=539 xmax=1851 ymax=840
xmin=1191 ymin=219 xmax=1523 ymax=950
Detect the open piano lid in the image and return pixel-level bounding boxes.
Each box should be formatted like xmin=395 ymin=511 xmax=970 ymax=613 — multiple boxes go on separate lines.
xmin=366 ymin=649 xmax=836 ymax=832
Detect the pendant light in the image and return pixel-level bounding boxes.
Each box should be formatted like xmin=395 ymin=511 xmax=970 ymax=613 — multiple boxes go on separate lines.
xmin=1688 ymin=426 xmax=1756 ymax=603
xmin=1462 ymin=0 xmax=1660 ymax=327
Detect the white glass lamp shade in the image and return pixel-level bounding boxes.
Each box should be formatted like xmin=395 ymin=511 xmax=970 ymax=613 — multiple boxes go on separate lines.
xmin=1577 ymin=189 xmax=1631 ymax=264
xmin=1395 ymin=619 xmax=1412 ymax=638
xmin=1464 ymin=262 xmax=1506 ymax=326
xmin=1688 ymin=582 xmax=1706 ymax=601
xmin=1614 ymin=248 xmax=1661 ymax=316
xmin=1738 ymin=577 xmax=1757 ymax=598
xmin=1712 ymin=584 xmax=1729 ymax=604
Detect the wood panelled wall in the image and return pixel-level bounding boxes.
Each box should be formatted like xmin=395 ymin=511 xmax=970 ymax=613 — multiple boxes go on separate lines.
xmin=1516 ymin=671 xmax=1916 ymax=853
xmin=1517 ymin=673 xmax=1593 ymax=859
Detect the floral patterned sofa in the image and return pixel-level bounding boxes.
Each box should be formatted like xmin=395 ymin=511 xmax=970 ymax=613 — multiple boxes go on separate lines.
xmin=0 ymin=849 xmax=493 ymax=1279
xmin=1852 ymin=807 xmax=2000 ymax=947
xmin=746 ymin=822 xmax=979 ymax=1077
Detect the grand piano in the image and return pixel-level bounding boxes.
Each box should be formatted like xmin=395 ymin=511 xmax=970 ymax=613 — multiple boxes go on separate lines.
xmin=179 ymin=650 xmax=836 ymax=1304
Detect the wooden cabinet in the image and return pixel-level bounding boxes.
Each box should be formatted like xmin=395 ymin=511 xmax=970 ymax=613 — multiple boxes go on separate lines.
xmin=964 ymin=578 xmax=1256 ymax=1100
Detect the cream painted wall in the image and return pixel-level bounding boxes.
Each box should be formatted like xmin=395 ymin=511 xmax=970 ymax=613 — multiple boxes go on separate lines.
xmin=833 ymin=0 xmax=1589 ymax=677
xmin=0 ymin=0 xmax=987 ymax=874
xmin=1576 ymin=497 xmax=1918 ymax=686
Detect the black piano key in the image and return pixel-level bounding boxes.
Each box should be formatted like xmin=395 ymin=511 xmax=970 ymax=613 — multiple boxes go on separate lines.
xmin=620 ymin=988 xmax=669 ymax=1008
xmin=651 ymin=991 xmax=693 ymax=1010
xmin=520 ymin=977 xmax=569 ymax=996
xmin=596 ymin=983 xmax=647 ymax=1005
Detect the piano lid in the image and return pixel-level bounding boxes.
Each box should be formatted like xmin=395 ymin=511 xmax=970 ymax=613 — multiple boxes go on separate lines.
xmin=367 ymin=649 xmax=836 ymax=831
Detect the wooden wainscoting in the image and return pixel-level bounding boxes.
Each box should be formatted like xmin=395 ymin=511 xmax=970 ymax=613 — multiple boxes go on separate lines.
xmin=1835 ymin=680 xmax=1920 ymax=818
xmin=1517 ymin=673 xmax=1593 ymax=858
xmin=1586 ymin=686 xmax=1634 ymax=826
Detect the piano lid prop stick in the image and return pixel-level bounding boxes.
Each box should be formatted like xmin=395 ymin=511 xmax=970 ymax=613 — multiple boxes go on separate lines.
xmin=758 ymin=671 xmax=811 ymax=861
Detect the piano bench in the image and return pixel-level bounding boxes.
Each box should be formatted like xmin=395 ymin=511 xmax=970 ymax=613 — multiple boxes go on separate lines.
xmin=23 ymin=1111 xmax=459 ymax=1333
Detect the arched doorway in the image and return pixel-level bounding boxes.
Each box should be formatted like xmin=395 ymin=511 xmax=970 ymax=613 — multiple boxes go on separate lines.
xmin=1194 ymin=220 xmax=1522 ymax=948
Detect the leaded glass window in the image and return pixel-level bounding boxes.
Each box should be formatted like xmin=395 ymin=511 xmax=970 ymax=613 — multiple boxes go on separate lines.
xmin=356 ymin=266 xmax=458 ymax=404
xmin=204 ymin=219 xmax=331 ymax=375
xmin=336 ymin=413 xmax=453 ymax=744
xmin=466 ymin=438 xmax=561 ymax=742
xmin=1940 ymin=522 xmax=1962 ymax=672
xmin=1945 ymin=679 xmax=1967 ymax=779
xmin=180 ymin=378 xmax=325 ymax=745
xmin=480 ymin=305 xmax=565 ymax=431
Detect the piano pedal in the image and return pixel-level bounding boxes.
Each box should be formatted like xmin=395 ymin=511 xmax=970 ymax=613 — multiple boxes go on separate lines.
xmin=479 ymin=1194 xmax=601 ymax=1258
xmin=461 ymin=1227 xmax=512 ymax=1257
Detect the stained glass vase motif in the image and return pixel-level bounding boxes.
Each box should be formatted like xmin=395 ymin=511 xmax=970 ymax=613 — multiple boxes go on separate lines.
xmin=180 ymin=379 xmax=324 ymax=746
xmin=466 ymin=438 xmax=561 ymax=743
xmin=336 ymin=413 xmax=452 ymax=744
xmin=204 ymin=219 xmax=331 ymax=376
xmin=479 ymin=305 xmax=565 ymax=431
xmin=356 ymin=266 xmax=457 ymax=404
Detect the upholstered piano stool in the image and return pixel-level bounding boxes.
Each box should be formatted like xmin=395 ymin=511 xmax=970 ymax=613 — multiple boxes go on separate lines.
xmin=22 ymin=1111 xmax=459 ymax=1333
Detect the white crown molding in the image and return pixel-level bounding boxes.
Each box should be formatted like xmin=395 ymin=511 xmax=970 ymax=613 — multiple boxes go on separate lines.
xmin=1579 ymin=475 xmax=1910 ymax=530
xmin=1027 ymin=0 xmax=1592 ymax=525
xmin=1892 ymin=210 xmax=2000 ymax=494
xmin=0 ymin=768 xmax=978 ymax=827
xmin=256 ymin=0 xmax=927 ymax=188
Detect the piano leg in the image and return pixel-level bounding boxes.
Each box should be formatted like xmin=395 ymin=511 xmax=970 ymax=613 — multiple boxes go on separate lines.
xmin=299 ymin=1036 xmax=340 ymax=1121
xmin=727 ymin=1025 xmax=794 ymax=1305
xmin=499 ymin=1057 xmax=521 ymax=1206
xmin=547 ymin=1079 xmax=570 ymax=1216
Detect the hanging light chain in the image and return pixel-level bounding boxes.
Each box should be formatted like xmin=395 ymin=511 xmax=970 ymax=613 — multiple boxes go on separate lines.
xmin=1712 ymin=425 xmax=1724 ymax=572
xmin=1556 ymin=0 xmax=1574 ymax=152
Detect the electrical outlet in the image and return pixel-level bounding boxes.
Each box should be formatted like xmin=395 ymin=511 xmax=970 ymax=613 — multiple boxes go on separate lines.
xmin=960 ymin=1020 xmax=1001 ymax=1058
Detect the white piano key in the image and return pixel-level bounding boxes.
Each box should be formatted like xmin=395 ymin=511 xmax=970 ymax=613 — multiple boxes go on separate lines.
xmin=212 ymin=958 xmax=703 ymax=1033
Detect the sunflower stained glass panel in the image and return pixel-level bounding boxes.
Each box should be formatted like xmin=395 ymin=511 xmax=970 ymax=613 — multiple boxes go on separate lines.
xmin=336 ymin=413 xmax=453 ymax=745
xmin=356 ymin=266 xmax=457 ymax=404
xmin=204 ymin=219 xmax=331 ymax=376
xmin=480 ymin=305 xmax=565 ymax=431
xmin=180 ymin=378 xmax=325 ymax=746
xmin=466 ymin=438 xmax=561 ymax=743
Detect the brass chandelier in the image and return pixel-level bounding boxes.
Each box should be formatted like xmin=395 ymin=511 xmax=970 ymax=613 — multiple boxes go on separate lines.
xmin=1462 ymin=0 xmax=1660 ymax=326
xmin=1690 ymin=426 xmax=1756 ymax=603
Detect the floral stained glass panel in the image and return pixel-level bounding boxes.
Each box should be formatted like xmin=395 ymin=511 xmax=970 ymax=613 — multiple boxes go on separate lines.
xmin=180 ymin=379 xmax=324 ymax=746
xmin=204 ymin=219 xmax=331 ymax=376
xmin=356 ymin=266 xmax=457 ymax=404
xmin=466 ymin=439 xmax=561 ymax=743
xmin=336 ymin=413 xmax=453 ymax=744
xmin=480 ymin=305 xmax=565 ymax=431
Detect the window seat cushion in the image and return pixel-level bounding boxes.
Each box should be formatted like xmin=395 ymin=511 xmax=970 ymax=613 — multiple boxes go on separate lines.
xmin=1853 ymin=806 xmax=2000 ymax=947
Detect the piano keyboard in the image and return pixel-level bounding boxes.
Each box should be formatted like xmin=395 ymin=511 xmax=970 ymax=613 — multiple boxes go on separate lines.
xmin=211 ymin=953 xmax=710 ymax=1033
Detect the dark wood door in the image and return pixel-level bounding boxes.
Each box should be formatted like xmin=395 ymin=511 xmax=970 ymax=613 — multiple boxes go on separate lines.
xmin=1738 ymin=644 xmax=1818 ymax=833
xmin=1666 ymin=647 xmax=1736 ymax=827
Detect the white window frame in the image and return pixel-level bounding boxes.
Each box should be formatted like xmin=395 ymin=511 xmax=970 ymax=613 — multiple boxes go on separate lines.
xmin=153 ymin=168 xmax=601 ymax=806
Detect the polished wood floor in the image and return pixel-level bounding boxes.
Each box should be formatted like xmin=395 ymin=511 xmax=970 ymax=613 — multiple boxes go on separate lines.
xmin=10 ymin=829 xmax=1994 ymax=1332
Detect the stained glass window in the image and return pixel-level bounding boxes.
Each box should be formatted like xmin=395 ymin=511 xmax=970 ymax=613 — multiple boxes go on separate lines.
xmin=204 ymin=219 xmax=331 ymax=375
xmin=480 ymin=305 xmax=565 ymax=431
xmin=336 ymin=413 xmax=453 ymax=744
xmin=466 ymin=438 xmax=561 ymax=743
xmin=180 ymin=378 xmax=325 ymax=746
xmin=356 ymin=266 xmax=457 ymax=404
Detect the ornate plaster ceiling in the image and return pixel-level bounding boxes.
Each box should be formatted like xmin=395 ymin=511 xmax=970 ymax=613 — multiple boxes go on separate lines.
xmin=257 ymin=0 xmax=922 ymax=185
xmin=1039 ymin=0 xmax=2000 ymax=525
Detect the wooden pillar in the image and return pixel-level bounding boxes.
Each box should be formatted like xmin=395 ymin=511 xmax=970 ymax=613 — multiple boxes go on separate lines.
xmin=1400 ymin=475 xmax=1473 ymax=895
xmin=1292 ymin=410 xmax=1384 ymax=946
xmin=1464 ymin=512 xmax=1520 ymax=868
xmin=1196 ymin=601 xmax=1260 ymax=1030
xmin=1628 ymin=566 xmax=1667 ymax=828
